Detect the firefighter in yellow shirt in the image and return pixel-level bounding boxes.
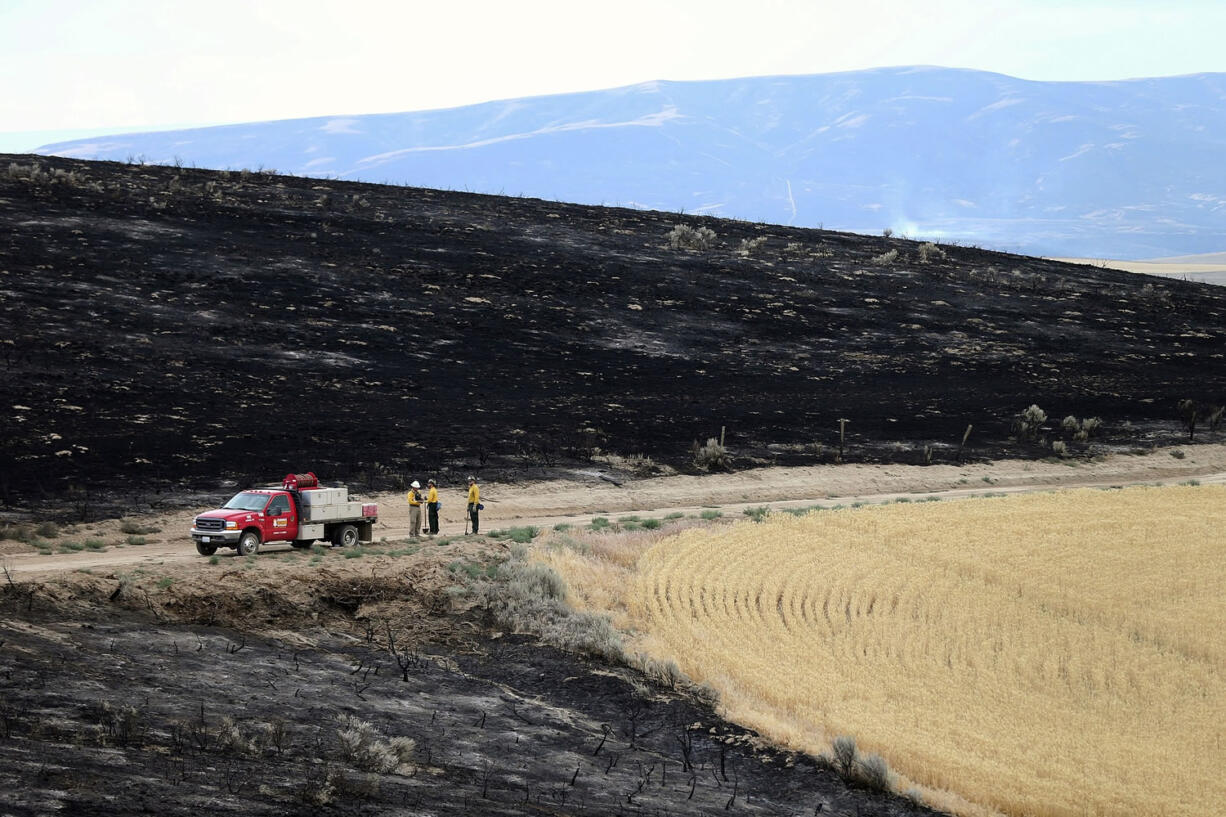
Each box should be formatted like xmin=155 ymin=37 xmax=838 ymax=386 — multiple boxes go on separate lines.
xmin=466 ymin=476 xmax=480 ymax=534
xmin=425 ymin=479 xmax=439 ymax=536
xmin=407 ymin=480 xmax=423 ymax=538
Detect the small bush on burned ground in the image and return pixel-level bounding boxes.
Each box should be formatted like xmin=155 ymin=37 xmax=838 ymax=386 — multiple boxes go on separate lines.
xmin=335 ymin=715 xmax=416 ymax=774
xmin=691 ymin=437 xmax=729 ymax=470
xmin=737 ymin=236 xmax=767 ymax=256
xmin=917 ymin=242 xmax=947 ymax=263
xmin=667 ymin=223 xmax=717 ymax=251
xmin=1013 ymin=404 xmax=1047 ymax=441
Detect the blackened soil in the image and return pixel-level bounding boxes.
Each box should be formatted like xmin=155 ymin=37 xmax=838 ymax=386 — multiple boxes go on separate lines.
xmin=0 ymin=607 xmax=935 ymax=816
xmin=3 ymin=154 xmax=1226 ymax=508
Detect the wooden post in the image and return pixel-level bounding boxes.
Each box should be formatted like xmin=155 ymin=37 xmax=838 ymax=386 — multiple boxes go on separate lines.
xmin=958 ymin=424 xmax=973 ymax=462
xmin=720 ymin=425 xmax=726 ymax=448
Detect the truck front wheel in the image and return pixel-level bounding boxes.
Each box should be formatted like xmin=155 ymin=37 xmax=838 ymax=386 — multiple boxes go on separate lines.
xmin=332 ymin=524 xmax=359 ymax=548
xmin=236 ymin=531 xmax=261 ymax=556
xmin=195 ymin=541 xmax=218 ymax=556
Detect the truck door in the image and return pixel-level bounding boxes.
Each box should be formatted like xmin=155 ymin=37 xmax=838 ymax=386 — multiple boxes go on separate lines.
xmin=265 ymin=493 xmax=295 ymax=541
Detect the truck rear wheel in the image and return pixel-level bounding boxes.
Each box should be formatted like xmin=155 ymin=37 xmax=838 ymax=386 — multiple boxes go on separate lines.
xmin=195 ymin=541 xmax=218 ymax=556
xmin=332 ymin=524 xmax=358 ymax=548
xmin=236 ymin=531 xmax=261 ymax=556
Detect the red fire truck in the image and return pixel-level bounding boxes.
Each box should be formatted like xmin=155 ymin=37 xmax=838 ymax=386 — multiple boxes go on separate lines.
xmin=190 ymin=472 xmax=377 ymax=556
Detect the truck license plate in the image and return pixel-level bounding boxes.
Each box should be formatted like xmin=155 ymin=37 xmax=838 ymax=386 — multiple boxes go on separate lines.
xmin=202 ymin=536 xmax=210 ymax=543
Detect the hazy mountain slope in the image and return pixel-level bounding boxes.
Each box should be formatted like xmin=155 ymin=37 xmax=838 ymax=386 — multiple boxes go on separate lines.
xmin=2 ymin=154 xmax=1226 ymax=506
xmin=37 ymin=67 xmax=1226 ymax=258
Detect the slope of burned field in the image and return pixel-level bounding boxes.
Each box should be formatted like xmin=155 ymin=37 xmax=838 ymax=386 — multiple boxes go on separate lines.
xmin=2 ymin=154 xmax=1225 ymax=506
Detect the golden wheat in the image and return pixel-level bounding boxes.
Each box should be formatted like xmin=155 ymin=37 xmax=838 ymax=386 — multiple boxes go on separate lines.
xmin=549 ymin=486 xmax=1226 ymax=817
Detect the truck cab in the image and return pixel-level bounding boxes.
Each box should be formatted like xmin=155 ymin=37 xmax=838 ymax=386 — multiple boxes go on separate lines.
xmin=191 ymin=473 xmax=377 ymax=556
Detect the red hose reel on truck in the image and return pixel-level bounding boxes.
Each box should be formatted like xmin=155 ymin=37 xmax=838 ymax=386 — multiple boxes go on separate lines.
xmin=282 ymin=472 xmax=318 ymax=490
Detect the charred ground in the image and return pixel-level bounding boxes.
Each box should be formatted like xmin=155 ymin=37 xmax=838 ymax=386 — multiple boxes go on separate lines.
xmin=3 ymin=154 xmax=1226 ymax=510
xmin=0 ymin=540 xmax=939 ymax=817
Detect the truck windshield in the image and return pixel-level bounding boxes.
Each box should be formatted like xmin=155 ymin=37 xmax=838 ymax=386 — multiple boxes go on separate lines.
xmin=222 ymin=492 xmax=270 ymax=511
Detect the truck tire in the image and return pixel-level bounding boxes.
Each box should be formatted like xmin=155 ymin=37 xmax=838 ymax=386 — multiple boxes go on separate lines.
xmin=332 ymin=524 xmax=359 ymax=548
xmin=195 ymin=541 xmax=218 ymax=556
xmin=291 ymin=539 xmax=313 ymax=549
xmin=236 ymin=530 xmax=261 ymax=556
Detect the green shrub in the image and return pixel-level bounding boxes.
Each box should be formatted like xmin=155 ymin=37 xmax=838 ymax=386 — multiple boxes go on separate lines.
xmin=84 ymin=539 xmax=105 ymax=551
xmin=125 ymin=535 xmax=147 ymax=546
xmin=506 ymin=526 xmax=539 ymax=544
xmin=699 ymin=509 xmax=723 ymax=520
xmin=35 ymin=521 xmax=60 ymax=539
xmin=553 ymin=523 xmax=572 ymax=532
xmin=664 ymin=512 xmax=685 ymax=520
xmin=342 ymin=547 xmax=367 ymax=559
xmin=871 ymin=248 xmax=899 ymax=265
xmin=58 ymin=541 xmax=85 ymax=553
xmin=589 ymin=516 xmax=611 ymax=531
xmin=641 ymin=518 xmax=662 ymax=530
xmin=743 ymin=506 xmax=769 ymax=523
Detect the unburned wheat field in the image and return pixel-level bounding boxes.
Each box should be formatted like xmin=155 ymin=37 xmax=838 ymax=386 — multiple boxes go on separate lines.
xmin=626 ymin=486 xmax=1226 ymax=817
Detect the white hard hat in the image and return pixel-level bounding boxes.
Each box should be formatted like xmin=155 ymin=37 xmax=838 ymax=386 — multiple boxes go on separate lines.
xmin=467 ymin=475 xmax=476 ymax=482
xmin=411 ymin=480 xmax=421 ymax=488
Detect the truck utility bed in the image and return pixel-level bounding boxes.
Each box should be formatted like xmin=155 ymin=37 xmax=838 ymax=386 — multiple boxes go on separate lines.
xmin=299 ymin=487 xmax=365 ymax=523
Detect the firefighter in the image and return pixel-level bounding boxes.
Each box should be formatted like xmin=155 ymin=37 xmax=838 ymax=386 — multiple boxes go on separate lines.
xmin=407 ymin=480 xmax=423 ymax=538
xmin=426 ymin=479 xmax=440 ymax=536
xmin=466 ymin=476 xmax=480 ymax=534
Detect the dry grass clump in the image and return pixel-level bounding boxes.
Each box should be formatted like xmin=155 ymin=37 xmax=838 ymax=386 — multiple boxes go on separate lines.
xmin=533 ymin=519 xmax=705 ymax=633
xmin=614 ymin=485 xmax=1226 ymax=817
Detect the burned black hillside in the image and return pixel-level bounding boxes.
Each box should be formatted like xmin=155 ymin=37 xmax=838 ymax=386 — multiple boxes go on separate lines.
xmin=2 ymin=154 xmax=1225 ymax=506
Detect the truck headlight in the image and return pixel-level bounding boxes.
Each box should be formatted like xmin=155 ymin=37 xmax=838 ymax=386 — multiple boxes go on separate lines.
xmin=225 ymin=520 xmax=239 ymax=530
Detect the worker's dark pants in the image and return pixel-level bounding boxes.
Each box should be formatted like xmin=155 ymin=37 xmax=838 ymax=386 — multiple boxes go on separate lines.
xmin=468 ymin=503 xmax=479 ymax=533
xmin=428 ymin=505 xmax=439 ymax=534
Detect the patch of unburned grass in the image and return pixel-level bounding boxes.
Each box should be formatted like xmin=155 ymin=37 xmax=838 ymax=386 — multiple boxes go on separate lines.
xmin=621 ymin=484 xmax=1226 ymax=817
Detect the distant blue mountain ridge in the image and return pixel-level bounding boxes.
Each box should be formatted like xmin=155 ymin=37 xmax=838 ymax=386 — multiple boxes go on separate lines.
xmin=37 ymin=66 xmax=1226 ymax=259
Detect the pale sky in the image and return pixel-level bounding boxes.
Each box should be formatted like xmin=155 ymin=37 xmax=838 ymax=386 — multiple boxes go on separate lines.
xmin=2 ymin=0 xmax=1225 ymax=152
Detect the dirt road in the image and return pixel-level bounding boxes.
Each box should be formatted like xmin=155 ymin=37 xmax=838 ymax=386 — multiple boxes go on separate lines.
xmin=6 ymin=442 xmax=1225 ymax=578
